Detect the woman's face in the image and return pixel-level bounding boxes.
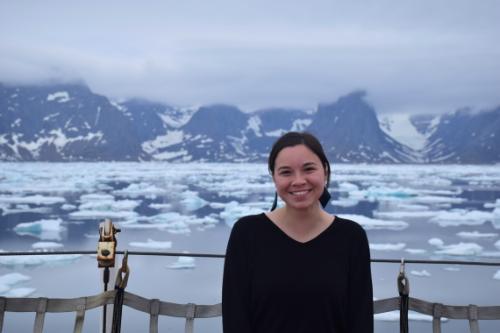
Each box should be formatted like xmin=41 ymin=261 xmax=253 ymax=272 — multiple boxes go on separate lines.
xmin=272 ymin=144 xmax=327 ymax=211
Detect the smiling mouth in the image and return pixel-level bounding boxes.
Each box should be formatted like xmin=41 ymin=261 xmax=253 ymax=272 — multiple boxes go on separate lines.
xmin=290 ymin=189 xmax=312 ymax=196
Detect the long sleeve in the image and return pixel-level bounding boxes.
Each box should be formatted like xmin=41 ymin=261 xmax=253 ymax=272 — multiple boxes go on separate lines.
xmin=347 ymin=225 xmax=374 ymax=332
xmin=222 ymin=219 xmax=253 ymax=333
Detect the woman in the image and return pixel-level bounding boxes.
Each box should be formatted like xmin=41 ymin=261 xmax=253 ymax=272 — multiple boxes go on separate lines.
xmin=222 ymin=131 xmax=373 ymax=333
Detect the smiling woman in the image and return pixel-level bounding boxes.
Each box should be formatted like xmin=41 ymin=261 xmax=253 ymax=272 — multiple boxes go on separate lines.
xmin=222 ymin=132 xmax=374 ymax=333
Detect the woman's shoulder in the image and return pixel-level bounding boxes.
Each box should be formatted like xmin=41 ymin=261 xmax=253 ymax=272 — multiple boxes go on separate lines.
xmin=231 ymin=213 xmax=268 ymax=232
xmin=334 ymin=215 xmax=368 ymax=237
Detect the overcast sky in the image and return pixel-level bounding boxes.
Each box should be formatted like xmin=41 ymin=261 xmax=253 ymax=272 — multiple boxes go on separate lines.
xmin=1 ymin=0 xmax=499 ymax=114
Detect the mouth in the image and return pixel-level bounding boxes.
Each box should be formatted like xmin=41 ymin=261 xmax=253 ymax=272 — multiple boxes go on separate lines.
xmin=289 ymin=189 xmax=312 ymax=196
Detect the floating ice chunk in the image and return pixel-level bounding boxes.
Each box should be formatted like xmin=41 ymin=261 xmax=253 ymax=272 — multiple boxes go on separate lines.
xmin=179 ymin=191 xmax=207 ymax=212
xmin=411 ymin=195 xmax=464 ymax=205
xmin=444 ymin=266 xmax=461 ymax=272
xmin=32 ymin=242 xmax=63 ymax=249
xmin=129 ymin=239 xmax=172 ymax=249
xmin=411 ymin=270 xmax=431 ymax=277
xmin=220 ymin=201 xmax=264 ymax=228
xmin=168 ymin=256 xmax=196 ymax=269
xmin=340 ymin=214 xmax=408 ymax=231
xmin=428 ymin=237 xmax=483 ymax=256
xmin=405 ymin=248 xmax=427 ymax=254
xmin=80 ymin=193 xmax=114 ymax=202
xmin=69 ymin=210 xmax=138 ymax=221
xmin=480 ymin=251 xmax=500 ymax=258
xmin=374 ymin=211 xmax=435 ymax=219
xmin=78 ymin=198 xmax=140 ymax=212
xmin=494 ymin=270 xmax=500 ymax=280
xmin=0 ymin=254 xmax=81 ymax=268
xmin=369 ymin=243 xmax=406 ymax=251
xmin=0 ymin=194 xmax=66 ymax=205
xmin=337 ymin=182 xmax=359 ymax=192
xmin=61 ymin=204 xmax=77 ymax=211
xmin=330 ymin=198 xmax=360 ymax=207
xmin=429 ymin=209 xmax=496 ymax=227
xmin=457 ymin=231 xmax=498 ymax=239
xmin=365 ymin=186 xmax=417 ymax=200
xmin=0 ymin=204 xmax=52 ymax=216
xmin=14 ymin=219 xmax=64 ymax=241
xmin=495 ymin=240 xmax=500 ymax=250
xmin=149 ymin=203 xmax=173 ymax=211
xmin=484 ymin=199 xmax=500 ymax=209
xmin=113 ymin=182 xmax=167 ymax=199
xmin=375 ymin=310 xmax=447 ymax=322
xmin=123 ymin=212 xmax=192 ymax=234
xmin=3 ymin=288 xmax=36 ymax=297
xmin=0 ymin=273 xmax=31 ymax=286
xmin=428 ymin=238 xmax=444 ymax=247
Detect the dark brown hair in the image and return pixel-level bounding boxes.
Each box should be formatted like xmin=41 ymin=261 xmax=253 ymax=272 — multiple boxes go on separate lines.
xmin=268 ymin=131 xmax=331 ymax=186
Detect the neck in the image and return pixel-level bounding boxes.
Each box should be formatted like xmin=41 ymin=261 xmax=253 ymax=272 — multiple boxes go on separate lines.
xmin=281 ymin=203 xmax=327 ymax=228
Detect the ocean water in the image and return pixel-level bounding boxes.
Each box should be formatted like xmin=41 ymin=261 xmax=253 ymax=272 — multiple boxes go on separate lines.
xmin=0 ymin=162 xmax=499 ymax=332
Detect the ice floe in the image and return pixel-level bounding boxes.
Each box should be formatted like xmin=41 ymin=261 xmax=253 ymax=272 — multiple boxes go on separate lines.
xmin=429 ymin=209 xmax=498 ymax=228
xmin=179 ymin=191 xmax=208 ymax=212
xmin=405 ymin=248 xmax=427 ymax=254
xmin=32 ymin=242 xmax=64 ymax=249
xmin=410 ymin=269 xmax=431 ymax=277
xmin=2 ymin=287 xmax=36 ymax=297
xmin=428 ymin=238 xmax=483 ymax=256
xmin=129 ymin=239 xmax=172 ymax=249
xmin=0 ymin=194 xmax=66 ymax=205
xmin=13 ymin=219 xmax=65 ymax=241
xmin=167 ymin=255 xmax=196 ymax=269
xmin=221 ymin=201 xmax=265 ymax=228
xmin=456 ymin=231 xmax=498 ymax=239
xmin=340 ymin=214 xmax=409 ymax=231
xmin=369 ymin=243 xmax=406 ymax=251
xmin=112 ymin=182 xmax=170 ymax=199
xmin=374 ymin=210 xmax=435 ymax=220
xmin=0 ymin=253 xmax=82 ymax=268
xmin=0 ymin=204 xmax=51 ymax=216
xmin=494 ymin=270 xmax=500 ymax=280
xmin=485 ymin=199 xmax=500 ymax=209
xmin=0 ymin=273 xmax=33 ymax=297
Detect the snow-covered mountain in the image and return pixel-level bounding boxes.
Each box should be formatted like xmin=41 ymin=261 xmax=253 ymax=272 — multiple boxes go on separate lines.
xmin=1 ymin=82 xmax=499 ymax=163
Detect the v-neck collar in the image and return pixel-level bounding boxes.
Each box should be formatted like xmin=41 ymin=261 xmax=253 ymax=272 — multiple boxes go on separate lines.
xmin=262 ymin=213 xmax=336 ymax=245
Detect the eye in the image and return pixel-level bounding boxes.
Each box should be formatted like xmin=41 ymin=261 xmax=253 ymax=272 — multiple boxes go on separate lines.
xmin=279 ymin=170 xmax=291 ymax=176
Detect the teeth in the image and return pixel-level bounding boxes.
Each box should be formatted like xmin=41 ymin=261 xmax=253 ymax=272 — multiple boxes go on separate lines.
xmin=291 ymin=190 xmax=309 ymax=195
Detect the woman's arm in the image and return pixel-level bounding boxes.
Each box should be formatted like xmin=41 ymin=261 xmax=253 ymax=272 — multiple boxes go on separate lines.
xmin=222 ymin=220 xmax=253 ymax=333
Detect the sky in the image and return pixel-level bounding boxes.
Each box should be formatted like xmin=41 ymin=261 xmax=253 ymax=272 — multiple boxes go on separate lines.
xmin=0 ymin=0 xmax=499 ymax=114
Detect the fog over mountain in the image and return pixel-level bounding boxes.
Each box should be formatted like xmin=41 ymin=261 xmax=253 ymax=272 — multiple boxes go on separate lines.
xmin=1 ymin=83 xmax=499 ymax=164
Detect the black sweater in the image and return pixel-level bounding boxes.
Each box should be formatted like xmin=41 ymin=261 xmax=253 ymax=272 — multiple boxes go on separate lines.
xmin=222 ymin=214 xmax=373 ymax=333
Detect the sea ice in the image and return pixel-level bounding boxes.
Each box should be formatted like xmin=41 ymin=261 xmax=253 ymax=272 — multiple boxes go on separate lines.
xmin=167 ymin=256 xmax=196 ymax=269
xmin=369 ymin=243 xmax=406 ymax=251
xmin=32 ymin=242 xmax=64 ymax=249
xmin=484 ymin=199 xmax=500 ymax=209
xmin=429 ymin=209 xmax=496 ymax=227
xmin=112 ymin=182 xmax=168 ymax=199
xmin=179 ymin=191 xmax=208 ymax=212
xmin=405 ymin=248 xmax=427 ymax=254
xmin=0 ymin=254 xmax=81 ymax=268
xmin=340 ymin=214 xmax=408 ymax=231
xmin=330 ymin=198 xmax=360 ymax=207
xmin=0 ymin=194 xmax=66 ymax=205
xmin=374 ymin=210 xmax=435 ymax=220
xmin=456 ymin=231 xmax=498 ymax=239
xmin=0 ymin=204 xmax=51 ymax=216
xmin=13 ymin=219 xmax=64 ymax=241
xmin=220 ymin=201 xmax=265 ymax=228
xmin=3 ymin=287 xmax=36 ymax=297
xmin=428 ymin=238 xmax=483 ymax=256
xmin=494 ymin=270 xmax=500 ymax=280
xmin=129 ymin=239 xmax=172 ymax=249
xmin=410 ymin=269 xmax=431 ymax=277
xmin=0 ymin=272 xmax=31 ymax=286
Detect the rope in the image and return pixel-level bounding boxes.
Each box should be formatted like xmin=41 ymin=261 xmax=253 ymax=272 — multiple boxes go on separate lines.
xmin=1 ymin=251 xmax=499 ymax=266
xmin=111 ymin=251 xmax=129 ymax=333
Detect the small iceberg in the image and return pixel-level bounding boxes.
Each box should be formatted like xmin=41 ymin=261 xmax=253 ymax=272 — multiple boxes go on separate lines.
xmin=167 ymin=256 xmax=196 ymax=270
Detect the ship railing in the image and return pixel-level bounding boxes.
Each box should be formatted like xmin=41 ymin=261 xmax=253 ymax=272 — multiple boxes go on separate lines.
xmin=0 ymin=251 xmax=499 ymax=333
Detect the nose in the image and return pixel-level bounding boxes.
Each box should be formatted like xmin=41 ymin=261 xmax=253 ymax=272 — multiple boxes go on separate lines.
xmin=291 ymin=173 xmax=306 ymax=186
